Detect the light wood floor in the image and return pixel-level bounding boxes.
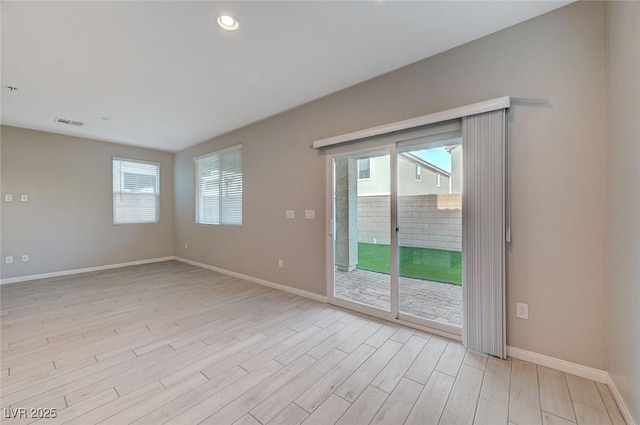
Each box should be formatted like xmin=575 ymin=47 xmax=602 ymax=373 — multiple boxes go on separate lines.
xmin=0 ymin=261 xmax=626 ymax=425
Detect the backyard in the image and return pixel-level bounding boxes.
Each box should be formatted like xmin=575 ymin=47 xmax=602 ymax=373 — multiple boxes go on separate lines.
xmin=357 ymin=242 xmax=462 ymax=285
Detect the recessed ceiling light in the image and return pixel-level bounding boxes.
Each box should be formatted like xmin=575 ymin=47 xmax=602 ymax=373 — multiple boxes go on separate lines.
xmin=217 ymin=14 xmax=239 ymax=31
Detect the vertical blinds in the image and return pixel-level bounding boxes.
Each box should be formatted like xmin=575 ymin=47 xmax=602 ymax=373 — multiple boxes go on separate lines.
xmin=112 ymin=158 xmax=160 ymax=224
xmin=195 ymin=145 xmax=242 ymax=226
xmin=462 ymin=109 xmax=507 ymax=358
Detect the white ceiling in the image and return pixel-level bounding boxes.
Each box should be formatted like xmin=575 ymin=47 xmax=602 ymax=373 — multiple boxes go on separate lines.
xmin=1 ymin=1 xmax=570 ymax=152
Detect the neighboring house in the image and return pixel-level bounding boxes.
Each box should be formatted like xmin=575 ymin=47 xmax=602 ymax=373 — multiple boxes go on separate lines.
xmin=357 ymin=148 xmax=460 ymax=196
xmin=355 ymin=146 xmax=463 ymax=251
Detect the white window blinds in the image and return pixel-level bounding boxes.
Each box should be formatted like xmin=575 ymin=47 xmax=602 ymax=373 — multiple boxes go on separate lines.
xmin=195 ymin=145 xmax=242 ymax=226
xmin=112 ymin=158 xmax=160 ymax=224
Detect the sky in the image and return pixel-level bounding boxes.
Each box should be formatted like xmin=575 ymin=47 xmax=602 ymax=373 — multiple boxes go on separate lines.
xmin=413 ymin=147 xmax=452 ymax=173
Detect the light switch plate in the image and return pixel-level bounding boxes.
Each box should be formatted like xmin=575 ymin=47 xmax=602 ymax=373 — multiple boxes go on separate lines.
xmin=304 ymin=210 xmax=315 ymax=219
xmin=5 ymin=256 xmax=13 ymax=264
xmin=285 ymin=210 xmax=295 ymax=219
xmin=4 ymin=194 xmax=13 ymax=202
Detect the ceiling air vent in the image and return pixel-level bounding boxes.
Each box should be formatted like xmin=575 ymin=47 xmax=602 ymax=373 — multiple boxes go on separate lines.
xmin=55 ymin=117 xmax=84 ymax=126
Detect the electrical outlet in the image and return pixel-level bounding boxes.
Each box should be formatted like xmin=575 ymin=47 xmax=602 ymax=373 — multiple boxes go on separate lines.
xmin=20 ymin=194 xmax=28 ymax=202
xmin=5 ymin=256 xmax=13 ymax=264
xmin=304 ymin=210 xmax=315 ymax=219
xmin=4 ymin=194 xmax=13 ymax=202
xmin=516 ymin=303 xmax=529 ymax=319
xmin=21 ymin=255 xmax=29 ymax=262
xmin=278 ymin=259 xmax=283 ymax=268
xmin=285 ymin=210 xmax=295 ymax=219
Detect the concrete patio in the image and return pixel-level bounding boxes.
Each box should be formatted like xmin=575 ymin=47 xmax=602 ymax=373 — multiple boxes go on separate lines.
xmin=334 ymin=268 xmax=462 ymax=327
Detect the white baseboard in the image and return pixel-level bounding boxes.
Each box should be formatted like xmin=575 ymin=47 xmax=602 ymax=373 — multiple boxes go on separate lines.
xmin=174 ymin=257 xmax=328 ymax=304
xmin=0 ymin=257 xmax=176 ymax=285
xmin=507 ymin=346 xmax=609 ymax=383
xmin=607 ymin=374 xmax=637 ymax=425
xmin=2 ymin=255 xmax=329 ymax=303
xmin=508 ymin=346 xmax=636 ymax=425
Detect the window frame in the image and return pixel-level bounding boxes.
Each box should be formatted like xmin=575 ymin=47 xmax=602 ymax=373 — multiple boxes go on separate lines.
xmin=435 ymin=173 xmax=441 ymax=187
xmin=112 ymin=157 xmax=160 ymax=225
xmin=357 ymin=158 xmax=371 ymax=180
xmin=415 ymin=165 xmax=422 ymax=182
xmin=194 ymin=144 xmax=243 ymax=227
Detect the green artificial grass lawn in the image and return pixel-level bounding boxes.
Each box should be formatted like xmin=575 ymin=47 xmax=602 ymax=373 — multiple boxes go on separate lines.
xmin=357 ymin=243 xmax=462 ymax=285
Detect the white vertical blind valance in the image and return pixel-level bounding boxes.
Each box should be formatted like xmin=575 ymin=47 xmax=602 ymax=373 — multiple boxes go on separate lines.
xmin=313 ymin=96 xmax=510 ymax=149
xmin=462 ymin=109 xmax=507 ymax=358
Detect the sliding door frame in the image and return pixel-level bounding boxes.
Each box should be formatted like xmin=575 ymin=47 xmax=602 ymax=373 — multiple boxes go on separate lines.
xmin=395 ymin=132 xmax=463 ymax=338
xmin=325 ymin=139 xmax=462 ymax=341
xmin=325 ymin=145 xmax=396 ymax=324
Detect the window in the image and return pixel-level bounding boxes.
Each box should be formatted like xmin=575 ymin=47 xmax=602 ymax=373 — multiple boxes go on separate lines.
xmin=195 ymin=144 xmax=242 ymax=226
xmin=435 ymin=173 xmax=441 ymax=187
xmin=415 ymin=165 xmax=422 ymax=181
xmin=357 ymin=158 xmax=370 ymax=180
xmin=113 ymin=158 xmax=160 ymax=224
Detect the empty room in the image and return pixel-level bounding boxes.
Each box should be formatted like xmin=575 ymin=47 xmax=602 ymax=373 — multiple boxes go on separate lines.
xmin=1 ymin=1 xmax=638 ymax=424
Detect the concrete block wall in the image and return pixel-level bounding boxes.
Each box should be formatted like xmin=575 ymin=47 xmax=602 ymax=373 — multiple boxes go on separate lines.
xmin=358 ymin=196 xmax=391 ymax=245
xmin=357 ymin=194 xmax=462 ymax=251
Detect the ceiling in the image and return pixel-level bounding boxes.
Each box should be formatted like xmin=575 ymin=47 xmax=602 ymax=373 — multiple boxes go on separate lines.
xmin=1 ymin=1 xmax=570 ymax=152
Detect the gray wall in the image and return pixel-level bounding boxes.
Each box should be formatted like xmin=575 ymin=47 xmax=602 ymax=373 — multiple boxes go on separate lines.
xmin=606 ymin=1 xmax=640 ymax=423
xmin=174 ymin=2 xmax=608 ymax=369
xmin=0 ymin=126 xmax=175 ymax=279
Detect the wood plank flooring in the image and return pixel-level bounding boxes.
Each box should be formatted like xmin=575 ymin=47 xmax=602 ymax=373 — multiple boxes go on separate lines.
xmin=0 ymin=261 xmax=626 ymax=424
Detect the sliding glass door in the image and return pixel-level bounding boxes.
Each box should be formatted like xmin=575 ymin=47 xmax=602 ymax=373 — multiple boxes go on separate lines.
xmin=328 ymin=125 xmax=463 ymax=334
xmin=397 ymin=139 xmax=463 ymax=329
xmin=325 ymin=103 xmax=508 ymax=352
xmin=331 ymin=148 xmax=392 ymax=314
